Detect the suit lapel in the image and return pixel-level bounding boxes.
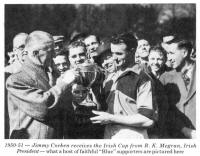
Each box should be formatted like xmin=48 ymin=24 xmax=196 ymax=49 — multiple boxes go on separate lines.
xmin=184 ymin=64 xmax=196 ymax=106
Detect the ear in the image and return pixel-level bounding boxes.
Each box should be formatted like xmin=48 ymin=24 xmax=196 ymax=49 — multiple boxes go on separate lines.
xmin=183 ymin=49 xmax=188 ymax=58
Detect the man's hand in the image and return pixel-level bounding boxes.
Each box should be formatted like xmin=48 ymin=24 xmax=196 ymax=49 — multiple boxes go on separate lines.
xmin=90 ymin=110 xmax=113 ymax=125
xmin=62 ymin=69 xmax=81 ymax=84
xmin=181 ymin=127 xmax=196 ymax=139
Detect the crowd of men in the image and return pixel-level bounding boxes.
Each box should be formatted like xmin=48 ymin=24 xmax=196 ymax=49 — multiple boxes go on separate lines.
xmin=5 ymin=30 xmax=196 ymax=139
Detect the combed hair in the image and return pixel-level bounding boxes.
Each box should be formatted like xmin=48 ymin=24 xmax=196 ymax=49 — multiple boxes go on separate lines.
xmin=85 ymin=34 xmax=100 ymax=43
xmin=68 ymin=40 xmax=86 ymax=51
xmin=110 ymin=32 xmax=138 ymax=52
xmin=25 ymin=30 xmax=54 ymax=51
xmin=167 ymin=35 xmax=193 ymax=59
xmin=149 ymin=45 xmax=167 ymax=62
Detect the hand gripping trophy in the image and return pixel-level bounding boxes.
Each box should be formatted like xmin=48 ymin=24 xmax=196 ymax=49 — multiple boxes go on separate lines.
xmin=71 ymin=60 xmax=104 ymax=125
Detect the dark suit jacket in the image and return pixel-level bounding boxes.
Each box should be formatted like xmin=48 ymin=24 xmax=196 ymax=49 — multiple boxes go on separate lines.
xmin=160 ymin=64 xmax=196 ymax=138
xmin=6 ymin=58 xmax=72 ymax=139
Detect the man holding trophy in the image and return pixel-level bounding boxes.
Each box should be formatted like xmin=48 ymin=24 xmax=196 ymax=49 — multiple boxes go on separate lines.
xmin=90 ymin=33 xmax=157 ymax=139
xmin=62 ymin=41 xmax=105 ymax=139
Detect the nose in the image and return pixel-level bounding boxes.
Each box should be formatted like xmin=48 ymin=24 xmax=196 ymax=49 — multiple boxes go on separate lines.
xmin=59 ymin=64 xmax=64 ymax=70
xmin=75 ymin=55 xmax=81 ymax=61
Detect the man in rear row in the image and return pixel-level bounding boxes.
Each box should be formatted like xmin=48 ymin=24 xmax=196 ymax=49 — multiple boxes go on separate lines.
xmin=160 ymin=36 xmax=196 ymax=138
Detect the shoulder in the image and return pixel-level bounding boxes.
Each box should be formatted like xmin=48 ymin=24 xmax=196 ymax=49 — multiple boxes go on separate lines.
xmin=6 ymin=69 xmax=34 ymax=88
xmin=160 ymin=70 xmax=179 ymax=83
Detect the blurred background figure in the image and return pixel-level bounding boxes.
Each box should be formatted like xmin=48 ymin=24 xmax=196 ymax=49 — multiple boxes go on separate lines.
xmin=53 ymin=50 xmax=70 ymax=82
xmin=84 ymin=35 xmax=101 ymax=63
xmin=7 ymin=51 xmax=16 ymax=65
xmin=136 ymin=38 xmax=150 ymax=65
xmin=134 ymin=49 xmax=141 ymax=64
xmin=5 ymin=32 xmax=28 ymax=74
xmin=53 ymin=35 xmax=65 ymax=55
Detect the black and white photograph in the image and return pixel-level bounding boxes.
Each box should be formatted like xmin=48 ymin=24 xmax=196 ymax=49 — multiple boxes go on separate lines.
xmin=1 ymin=0 xmax=199 ymax=155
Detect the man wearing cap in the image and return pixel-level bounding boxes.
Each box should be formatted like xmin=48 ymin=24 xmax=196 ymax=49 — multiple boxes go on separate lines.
xmin=160 ymin=37 xmax=196 ymax=138
xmin=53 ymin=35 xmax=65 ymax=55
xmin=6 ymin=30 xmax=80 ymax=139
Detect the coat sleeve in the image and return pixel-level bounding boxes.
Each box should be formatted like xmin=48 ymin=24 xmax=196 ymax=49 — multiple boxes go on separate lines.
xmin=6 ymin=75 xmax=71 ymax=122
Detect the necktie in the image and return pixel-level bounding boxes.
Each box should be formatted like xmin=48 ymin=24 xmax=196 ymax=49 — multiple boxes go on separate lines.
xmin=182 ymin=73 xmax=190 ymax=89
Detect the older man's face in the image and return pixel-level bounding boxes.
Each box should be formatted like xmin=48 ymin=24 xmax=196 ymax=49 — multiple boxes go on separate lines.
xmin=13 ymin=36 xmax=27 ymax=63
xmin=38 ymin=43 xmax=55 ymax=68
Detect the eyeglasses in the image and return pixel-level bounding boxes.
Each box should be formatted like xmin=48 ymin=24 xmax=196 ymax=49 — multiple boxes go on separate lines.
xmin=13 ymin=45 xmax=25 ymax=52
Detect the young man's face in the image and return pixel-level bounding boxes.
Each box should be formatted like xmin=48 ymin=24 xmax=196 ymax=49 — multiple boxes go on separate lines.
xmin=137 ymin=39 xmax=150 ymax=58
xmin=53 ymin=55 xmax=69 ymax=75
xmin=84 ymin=35 xmax=100 ymax=57
xmin=101 ymin=54 xmax=116 ymax=73
xmin=72 ymin=84 xmax=88 ymax=103
xmin=68 ymin=46 xmax=86 ymax=67
xmin=167 ymin=43 xmax=187 ymax=69
xmin=148 ymin=51 xmax=165 ymax=73
xmin=111 ymin=43 xmax=129 ymax=70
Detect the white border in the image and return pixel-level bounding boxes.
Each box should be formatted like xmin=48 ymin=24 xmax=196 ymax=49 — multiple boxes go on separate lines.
xmin=0 ymin=1 xmax=199 ymax=156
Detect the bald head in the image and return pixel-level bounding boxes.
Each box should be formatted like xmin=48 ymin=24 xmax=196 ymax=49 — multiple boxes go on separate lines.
xmin=25 ymin=31 xmax=55 ymax=67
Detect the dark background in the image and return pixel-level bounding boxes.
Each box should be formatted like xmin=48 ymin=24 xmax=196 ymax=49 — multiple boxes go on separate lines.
xmin=5 ymin=4 xmax=196 ymax=57
xmin=4 ymin=3 xmax=196 ymax=139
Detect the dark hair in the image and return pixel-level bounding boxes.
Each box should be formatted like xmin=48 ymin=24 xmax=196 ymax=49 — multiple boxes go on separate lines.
xmin=149 ymin=45 xmax=167 ymax=62
xmin=168 ymin=36 xmax=193 ymax=60
xmin=55 ymin=50 xmax=68 ymax=57
xmin=177 ymin=40 xmax=193 ymax=59
xmin=84 ymin=34 xmax=100 ymax=43
xmin=110 ymin=32 xmax=138 ymax=52
xmin=68 ymin=41 xmax=86 ymax=50
xmin=69 ymin=32 xmax=87 ymax=44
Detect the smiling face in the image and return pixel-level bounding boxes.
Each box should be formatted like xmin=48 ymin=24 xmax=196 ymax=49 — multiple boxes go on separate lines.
xmin=53 ymin=55 xmax=69 ymax=75
xmin=167 ymin=43 xmax=187 ymax=69
xmin=72 ymin=84 xmax=88 ymax=103
xmin=111 ymin=43 xmax=129 ymax=70
xmin=148 ymin=50 xmax=165 ymax=73
xmin=101 ymin=54 xmax=116 ymax=73
xmin=68 ymin=46 xmax=86 ymax=67
xmin=84 ymin=35 xmax=100 ymax=57
xmin=137 ymin=39 xmax=150 ymax=58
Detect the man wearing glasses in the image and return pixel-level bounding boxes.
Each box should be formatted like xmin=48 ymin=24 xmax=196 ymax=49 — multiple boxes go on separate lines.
xmin=5 ymin=33 xmax=28 ymax=74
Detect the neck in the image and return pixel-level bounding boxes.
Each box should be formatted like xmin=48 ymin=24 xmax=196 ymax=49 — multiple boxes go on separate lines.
xmin=140 ymin=57 xmax=148 ymax=64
